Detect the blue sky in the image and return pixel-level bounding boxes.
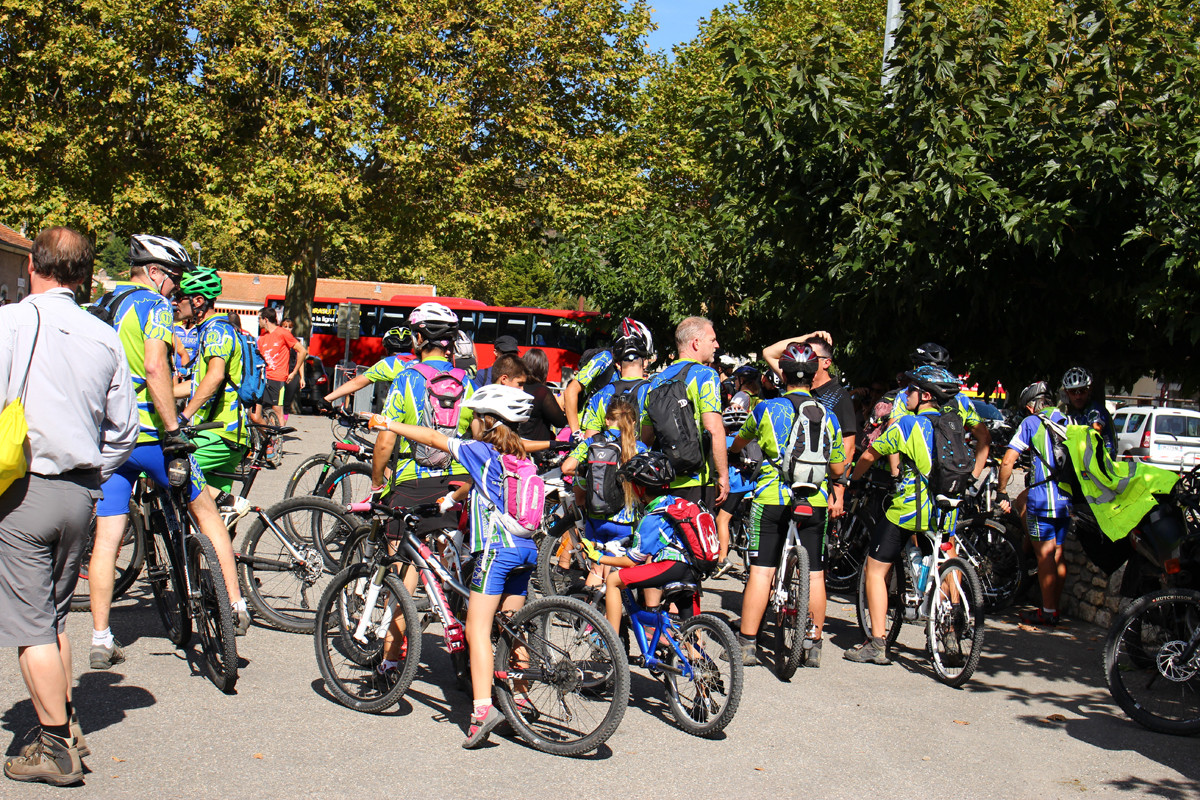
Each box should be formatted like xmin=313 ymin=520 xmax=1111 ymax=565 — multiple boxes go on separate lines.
xmin=644 ymin=1 xmax=712 ymax=54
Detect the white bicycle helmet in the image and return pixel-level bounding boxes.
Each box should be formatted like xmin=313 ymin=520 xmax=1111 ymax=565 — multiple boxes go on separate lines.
xmin=130 ymin=235 xmax=194 ymax=277
xmin=1062 ymin=367 xmax=1092 ymax=390
xmin=615 ymin=317 xmax=654 ymax=361
xmin=463 ymin=384 xmax=533 ymax=424
xmin=722 ymin=405 xmax=749 ymax=432
xmin=409 ymin=302 xmax=459 ymax=342
xmin=453 ymin=329 xmax=475 ymax=360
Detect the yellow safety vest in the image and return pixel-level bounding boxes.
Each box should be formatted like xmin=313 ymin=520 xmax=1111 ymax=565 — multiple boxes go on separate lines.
xmin=1066 ymin=425 xmax=1177 ymax=542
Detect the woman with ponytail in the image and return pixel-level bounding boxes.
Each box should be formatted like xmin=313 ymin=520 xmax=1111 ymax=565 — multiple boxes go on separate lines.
xmin=369 ymin=383 xmax=540 ymax=751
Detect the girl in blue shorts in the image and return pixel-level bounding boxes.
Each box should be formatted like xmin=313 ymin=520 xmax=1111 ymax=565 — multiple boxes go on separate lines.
xmin=370 ymin=383 xmax=540 ymax=750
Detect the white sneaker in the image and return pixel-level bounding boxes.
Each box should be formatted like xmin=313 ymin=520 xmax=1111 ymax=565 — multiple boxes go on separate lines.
xmin=220 ymin=495 xmax=252 ymax=527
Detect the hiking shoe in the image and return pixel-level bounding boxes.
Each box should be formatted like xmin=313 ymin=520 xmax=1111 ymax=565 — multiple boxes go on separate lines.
xmin=844 ymin=637 xmax=890 ymax=665
xmin=803 ymin=639 xmax=822 ymax=668
xmin=90 ymin=639 xmax=125 ymax=670
xmin=220 ymin=495 xmax=253 ymax=528
xmin=1021 ymin=608 xmax=1060 ymax=627
xmin=462 ymin=705 xmax=505 ymax=750
xmin=739 ymin=640 xmax=759 ymax=667
xmin=234 ymin=606 xmax=252 ymax=636
xmin=20 ymin=714 xmax=88 ymax=760
xmin=5 ymin=731 xmax=82 ymax=786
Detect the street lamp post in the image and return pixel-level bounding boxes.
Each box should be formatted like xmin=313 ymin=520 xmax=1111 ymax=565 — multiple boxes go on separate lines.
xmin=882 ymin=0 xmax=903 ymax=86
xmin=191 ymin=241 xmax=201 ymax=268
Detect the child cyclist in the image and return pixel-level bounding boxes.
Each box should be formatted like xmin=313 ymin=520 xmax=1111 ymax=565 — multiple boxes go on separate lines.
xmin=579 ymin=453 xmax=702 ymax=634
xmin=369 ymin=384 xmax=540 ymax=749
xmin=561 ymin=395 xmax=648 ymax=585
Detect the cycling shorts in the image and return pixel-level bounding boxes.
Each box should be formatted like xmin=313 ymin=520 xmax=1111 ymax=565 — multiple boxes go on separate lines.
xmin=719 ymin=489 xmax=749 ymax=516
xmin=265 ymin=380 xmax=287 ymax=407
xmin=794 ymin=506 xmax=828 ymax=571
xmin=584 ymin=517 xmax=632 ymax=543
xmin=1027 ymin=514 xmax=1068 ymax=546
xmin=471 ymin=544 xmax=537 ymax=595
xmin=97 ymin=443 xmax=205 ymax=516
xmin=191 ymin=431 xmax=247 ymax=493
xmin=617 ymin=560 xmax=700 ymax=616
xmin=747 ymin=503 xmax=791 ymax=569
xmin=868 ymin=518 xmax=915 ymax=564
xmin=385 ymin=474 xmax=461 ymax=536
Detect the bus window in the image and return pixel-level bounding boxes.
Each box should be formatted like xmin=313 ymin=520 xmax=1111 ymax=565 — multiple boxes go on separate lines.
xmin=534 ymin=314 xmax=584 ymax=352
xmin=376 ymin=305 xmax=411 ymax=335
xmin=499 ymin=313 xmax=531 ymax=345
xmin=475 ymin=312 xmax=499 ymax=344
xmin=458 ymin=311 xmax=479 ymax=337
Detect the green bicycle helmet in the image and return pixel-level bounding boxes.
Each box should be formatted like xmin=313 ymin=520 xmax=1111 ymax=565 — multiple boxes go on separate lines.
xmin=178 ymin=267 xmax=222 ymax=299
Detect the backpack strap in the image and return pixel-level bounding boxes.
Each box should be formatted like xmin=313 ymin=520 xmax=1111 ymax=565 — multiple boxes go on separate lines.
xmin=92 ymin=286 xmax=145 ymax=327
xmin=764 ymin=392 xmax=807 ymax=476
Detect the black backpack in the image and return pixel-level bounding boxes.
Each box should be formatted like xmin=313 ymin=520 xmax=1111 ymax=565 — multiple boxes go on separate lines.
xmin=583 ymin=432 xmax=625 ymax=517
xmin=88 ymin=286 xmax=143 ymax=326
xmin=610 ymin=376 xmax=648 ymax=406
xmin=927 ymin=406 xmax=974 ymax=499
xmin=645 ymin=363 xmax=704 ymax=475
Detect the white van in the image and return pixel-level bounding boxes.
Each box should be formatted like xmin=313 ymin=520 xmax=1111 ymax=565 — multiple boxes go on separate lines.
xmin=1113 ymin=407 xmax=1200 ymax=472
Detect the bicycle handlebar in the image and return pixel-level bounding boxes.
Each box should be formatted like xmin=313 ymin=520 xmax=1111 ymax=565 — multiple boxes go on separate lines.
xmin=180 ymin=421 xmax=224 ymax=435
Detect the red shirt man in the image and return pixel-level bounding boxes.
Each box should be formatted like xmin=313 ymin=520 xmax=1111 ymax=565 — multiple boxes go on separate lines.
xmin=257 ymin=307 xmax=306 ymax=421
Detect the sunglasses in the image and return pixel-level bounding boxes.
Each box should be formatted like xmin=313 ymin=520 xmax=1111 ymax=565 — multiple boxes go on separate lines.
xmin=1066 ymin=388 xmax=1088 ymax=396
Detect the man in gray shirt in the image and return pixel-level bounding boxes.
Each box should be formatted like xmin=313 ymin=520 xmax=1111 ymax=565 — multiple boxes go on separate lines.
xmin=0 ymin=227 xmax=138 ymax=786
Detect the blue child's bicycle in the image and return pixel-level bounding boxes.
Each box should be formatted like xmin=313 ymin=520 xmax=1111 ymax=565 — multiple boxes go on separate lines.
xmin=620 ymin=580 xmax=743 ymax=737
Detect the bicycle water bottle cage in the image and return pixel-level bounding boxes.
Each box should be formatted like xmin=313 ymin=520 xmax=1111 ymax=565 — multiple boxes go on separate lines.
xmin=935 ymin=495 xmax=961 ymax=510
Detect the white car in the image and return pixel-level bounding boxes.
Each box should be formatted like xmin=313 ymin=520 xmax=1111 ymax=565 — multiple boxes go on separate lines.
xmin=1113 ymin=407 xmax=1200 ymax=472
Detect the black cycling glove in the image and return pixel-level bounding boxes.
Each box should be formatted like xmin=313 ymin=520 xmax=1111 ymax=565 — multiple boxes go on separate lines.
xmin=160 ymin=429 xmax=195 ymax=458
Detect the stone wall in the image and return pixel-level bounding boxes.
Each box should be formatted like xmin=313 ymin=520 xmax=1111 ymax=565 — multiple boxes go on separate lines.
xmin=1059 ymin=530 xmax=1124 ymax=628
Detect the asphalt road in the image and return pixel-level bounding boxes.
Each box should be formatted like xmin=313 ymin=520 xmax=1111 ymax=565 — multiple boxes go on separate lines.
xmin=2 ymin=415 xmax=1196 ymax=799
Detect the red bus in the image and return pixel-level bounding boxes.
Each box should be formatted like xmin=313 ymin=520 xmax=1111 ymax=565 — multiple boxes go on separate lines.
xmin=266 ymin=294 xmax=597 ymax=382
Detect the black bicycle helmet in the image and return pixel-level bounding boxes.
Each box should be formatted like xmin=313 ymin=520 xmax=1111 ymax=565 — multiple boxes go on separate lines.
xmin=382 ymin=326 xmax=412 ymax=354
xmin=733 ymin=365 xmax=761 ymax=382
xmin=904 ymin=365 xmax=961 ymax=403
xmin=778 ymin=343 xmax=819 ymax=376
xmin=1019 ymin=381 xmax=1053 ymax=409
xmin=910 ymin=342 xmax=951 ymax=367
xmin=129 ymin=234 xmax=194 ymax=279
xmin=616 ymin=452 xmax=676 ymax=488
xmin=614 ymin=317 xmax=653 ymax=361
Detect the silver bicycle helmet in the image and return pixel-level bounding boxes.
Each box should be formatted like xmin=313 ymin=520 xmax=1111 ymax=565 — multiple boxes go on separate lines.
xmin=463 ymin=384 xmax=533 ymax=424
xmin=129 ymin=235 xmax=194 ymax=278
xmin=1062 ymin=367 xmax=1092 ymax=390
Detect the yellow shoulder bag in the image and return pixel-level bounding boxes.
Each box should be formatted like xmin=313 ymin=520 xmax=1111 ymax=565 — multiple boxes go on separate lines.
xmin=0 ymin=307 xmax=41 ymax=495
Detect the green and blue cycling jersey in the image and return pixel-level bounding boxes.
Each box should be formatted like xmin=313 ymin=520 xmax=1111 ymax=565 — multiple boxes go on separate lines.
xmin=574 ymin=350 xmax=616 ymax=394
xmin=628 ymin=495 xmax=690 ymax=564
xmin=1008 ymin=409 xmax=1072 ymax=517
xmin=103 ymin=282 xmax=175 ymax=443
xmin=869 ymin=409 xmax=944 ymax=531
xmin=892 ymin=391 xmax=981 ymax=431
xmin=579 ymin=378 xmax=651 ymax=434
xmin=362 ymin=354 xmax=413 ymax=385
xmin=192 ymin=314 xmax=248 ymax=447
xmin=174 ymin=323 xmax=199 ymax=379
xmin=639 ymin=359 xmax=722 ymax=490
xmin=736 ymin=388 xmax=845 ymax=507
xmin=568 ymin=428 xmax=649 ymax=524
xmin=380 ymin=356 xmax=474 ymax=485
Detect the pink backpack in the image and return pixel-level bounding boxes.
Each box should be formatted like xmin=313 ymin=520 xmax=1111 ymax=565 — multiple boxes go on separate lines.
xmin=409 ymin=362 xmax=468 ymax=469
xmin=493 ymin=453 xmax=545 ymax=537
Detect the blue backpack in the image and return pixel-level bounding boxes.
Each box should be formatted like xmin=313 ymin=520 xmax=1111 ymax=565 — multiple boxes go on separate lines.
xmin=200 ymin=316 xmax=268 ymax=406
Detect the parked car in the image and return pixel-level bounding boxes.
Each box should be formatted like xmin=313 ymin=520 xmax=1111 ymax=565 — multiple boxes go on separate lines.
xmin=1113 ymin=406 xmax=1200 ymax=472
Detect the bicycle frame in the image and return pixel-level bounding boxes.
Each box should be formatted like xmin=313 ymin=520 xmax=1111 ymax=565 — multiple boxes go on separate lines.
xmin=901 ymin=511 xmax=962 ymax=622
xmin=620 ymin=591 xmax=694 ymax=679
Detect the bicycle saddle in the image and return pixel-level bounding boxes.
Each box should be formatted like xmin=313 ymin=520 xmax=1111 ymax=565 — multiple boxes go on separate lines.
xmin=660 ymin=581 xmax=700 ymax=603
xmin=935 ymin=495 xmax=962 ymax=510
xmin=249 ymin=423 xmax=296 ymax=436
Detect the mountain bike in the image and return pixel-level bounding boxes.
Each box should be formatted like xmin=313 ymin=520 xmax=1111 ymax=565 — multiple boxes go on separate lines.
xmin=284 ymin=411 xmax=373 ymax=498
xmin=952 ymin=464 xmax=1029 ymax=612
xmin=71 ymin=508 xmax=146 ymax=612
xmin=856 ymin=498 xmax=986 ymax=687
xmin=824 ymin=471 xmax=890 ymax=592
xmin=763 ymin=506 xmax=811 ymax=681
xmin=141 ymin=422 xmax=239 ymax=693
xmin=317 ymin=500 xmax=629 ymax=756
xmin=619 ymin=578 xmax=743 ymax=737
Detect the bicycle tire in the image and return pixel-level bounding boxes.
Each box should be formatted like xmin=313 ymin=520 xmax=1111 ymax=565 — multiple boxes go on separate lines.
xmin=285 ymin=453 xmax=346 ymax=499
xmin=856 ymin=559 xmax=904 ymax=647
xmin=145 ymin=528 xmax=191 ymax=647
xmin=314 ymin=564 xmax=422 ymax=713
xmin=926 ymin=557 xmax=985 ymax=688
xmin=189 ymin=534 xmax=239 ymax=693
xmin=239 ymin=498 xmax=351 ymax=633
xmin=955 ymin=517 xmax=1026 ymax=613
xmin=312 ymin=464 xmax=374 ymax=567
xmin=535 ymin=531 xmax=588 ymax=598
xmin=493 ymin=595 xmax=629 ymax=756
xmin=1103 ymin=588 xmax=1200 ymax=735
xmin=773 ymin=547 xmax=809 ymax=681
xmin=72 ymin=511 xmax=146 ymax=612
xmin=665 ymin=612 xmax=743 ymax=737
xmin=824 ymin=511 xmax=870 ymax=592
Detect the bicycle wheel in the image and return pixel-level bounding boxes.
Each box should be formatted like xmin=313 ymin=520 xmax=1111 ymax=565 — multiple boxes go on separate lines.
xmin=317 ymin=461 xmax=374 ymax=504
xmin=1104 ymin=588 xmax=1200 ymax=735
xmin=239 ymin=499 xmax=350 ymax=633
xmin=955 ymin=518 xmax=1026 ymax=612
xmin=665 ymin=612 xmax=743 ymax=737
xmin=314 ymin=564 xmax=422 ymax=713
xmin=536 ymin=531 xmax=588 ymax=598
xmin=72 ymin=511 xmax=146 ymax=612
xmin=856 ymin=560 xmax=904 ymax=647
xmin=145 ymin=529 xmax=191 ymax=647
xmin=926 ymin=557 xmax=985 ymax=687
xmin=188 ymin=534 xmax=239 ymax=693
xmin=493 ymin=595 xmax=629 ymax=756
xmin=285 ymin=453 xmax=346 ymax=499
xmin=824 ymin=512 xmax=870 ymax=592
xmin=772 ymin=547 xmax=809 ymax=681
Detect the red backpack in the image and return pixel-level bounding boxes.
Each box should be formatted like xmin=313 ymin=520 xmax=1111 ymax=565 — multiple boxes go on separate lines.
xmin=656 ymin=498 xmax=720 ymax=573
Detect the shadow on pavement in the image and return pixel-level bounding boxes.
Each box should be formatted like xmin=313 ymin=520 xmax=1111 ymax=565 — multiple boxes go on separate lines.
xmin=2 ymin=671 xmax=156 ymax=756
